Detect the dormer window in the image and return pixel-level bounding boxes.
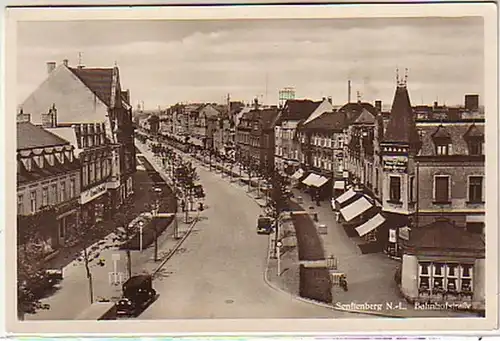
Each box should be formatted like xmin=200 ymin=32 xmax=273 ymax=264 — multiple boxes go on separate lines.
xmin=22 ymin=158 xmax=32 ymax=171
xmin=463 ymin=124 xmax=485 ymax=156
xmin=46 ymin=153 xmax=55 ymax=166
xmin=56 ymin=152 xmax=64 ymax=164
xmin=35 ymin=154 xmax=44 ymax=168
xmin=431 ymin=125 xmax=452 ymax=156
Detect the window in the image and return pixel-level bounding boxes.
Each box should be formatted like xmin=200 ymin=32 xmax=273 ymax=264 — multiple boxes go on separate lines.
xmin=30 ymin=191 xmax=36 ymax=213
xmin=389 ymin=176 xmax=401 ymax=202
xmin=409 ymin=176 xmax=415 ymax=202
xmin=59 ymin=219 xmax=65 ymax=239
xmin=42 ymin=187 xmax=49 ymax=207
xmin=51 ymin=184 xmax=58 ymax=204
xmin=17 ymin=194 xmax=24 ymax=215
xmin=60 ymin=182 xmax=66 ymax=202
xmin=96 ymin=161 xmax=101 ymax=181
xmin=469 ymin=176 xmax=483 ymax=203
xmin=89 ymin=162 xmax=95 ymax=183
xmin=436 ymin=143 xmax=451 ymax=156
xmin=70 ymin=178 xmax=76 ymax=198
xmin=418 ymin=262 xmax=474 ymax=294
xmin=468 ymin=141 xmax=482 ymax=156
xmin=434 ymin=176 xmax=450 ymax=203
xmin=87 ymin=135 xmax=93 ymax=147
xmin=82 ymin=165 xmax=88 ymax=187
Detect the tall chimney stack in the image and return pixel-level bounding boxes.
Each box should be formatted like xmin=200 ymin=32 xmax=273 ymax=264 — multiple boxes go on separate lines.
xmin=375 ymin=100 xmax=382 ymax=112
xmin=348 ymin=80 xmax=351 ymax=103
xmin=46 ymin=62 xmax=56 ymax=75
xmin=327 ymin=96 xmax=332 ymax=104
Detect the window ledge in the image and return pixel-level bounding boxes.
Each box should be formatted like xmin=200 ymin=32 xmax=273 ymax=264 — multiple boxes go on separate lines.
xmin=387 ymin=200 xmax=403 ymax=205
xmin=466 ymin=201 xmax=485 ymax=205
xmin=433 ymin=201 xmax=452 ymax=205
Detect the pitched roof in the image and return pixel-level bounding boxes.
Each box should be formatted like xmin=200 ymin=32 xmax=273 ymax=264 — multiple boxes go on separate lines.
xmin=301 ymin=111 xmax=347 ymax=131
xmin=17 ymin=122 xmax=70 ymax=150
xmin=383 ymin=85 xmax=420 ymax=145
xmin=69 ymin=67 xmax=114 ymax=106
xmin=463 ymin=123 xmax=485 ymax=139
xmin=353 ymin=108 xmax=376 ymax=124
xmin=408 ymin=219 xmax=484 ymax=251
xmin=417 ymin=122 xmax=485 ymax=156
xmin=338 ymin=101 xmax=378 ymax=124
xmin=431 ymin=125 xmax=451 ymax=139
xmin=258 ymin=108 xmax=279 ymax=130
xmin=279 ymin=99 xmax=321 ymax=122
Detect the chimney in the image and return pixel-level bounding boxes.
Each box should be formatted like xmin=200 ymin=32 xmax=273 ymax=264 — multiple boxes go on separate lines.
xmin=375 ymin=100 xmax=382 ymax=111
xmin=465 ymin=94 xmax=479 ymax=111
xmin=254 ymin=97 xmax=259 ymax=110
xmin=77 ymin=65 xmax=85 ymax=69
xmin=63 ymin=59 xmax=69 ymax=67
xmin=47 ymin=62 xmax=56 ymax=75
xmin=433 ymin=101 xmax=438 ymax=109
xmin=348 ymin=80 xmax=351 ymax=103
xmin=327 ymin=96 xmax=332 ymax=104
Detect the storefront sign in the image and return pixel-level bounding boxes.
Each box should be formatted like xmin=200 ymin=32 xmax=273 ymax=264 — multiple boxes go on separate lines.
xmin=383 ymin=156 xmax=408 ymax=173
xmin=80 ymin=183 xmax=107 ymax=205
xmin=388 ymin=229 xmax=397 ymax=243
xmin=399 ymin=226 xmax=411 ymax=241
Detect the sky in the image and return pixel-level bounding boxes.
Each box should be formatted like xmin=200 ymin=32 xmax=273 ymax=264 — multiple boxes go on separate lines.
xmin=16 ymin=17 xmax=484 ymax=110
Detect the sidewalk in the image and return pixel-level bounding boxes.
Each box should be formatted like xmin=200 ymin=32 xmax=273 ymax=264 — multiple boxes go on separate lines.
xmin=25 ymin=143 xmax=194 ymax=320
xmin=289 ymin=189 xmax=477 ymax=318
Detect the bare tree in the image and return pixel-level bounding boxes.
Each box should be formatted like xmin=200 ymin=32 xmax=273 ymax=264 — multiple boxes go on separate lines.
xmin=111 ymin=197 xmax=138 ymax=278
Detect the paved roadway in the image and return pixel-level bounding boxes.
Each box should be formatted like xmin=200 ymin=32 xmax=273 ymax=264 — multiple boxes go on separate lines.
xmin=139 ymin=158 xmax=367 ymax=319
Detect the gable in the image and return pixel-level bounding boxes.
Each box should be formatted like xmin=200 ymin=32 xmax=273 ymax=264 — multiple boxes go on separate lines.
xmin=21 ymin=65 xmax=109 ymax=125
xmin=354 ymin=108 xmax=375 ymax=124
xmin=303 ymin=100 xmax=335 ymax=124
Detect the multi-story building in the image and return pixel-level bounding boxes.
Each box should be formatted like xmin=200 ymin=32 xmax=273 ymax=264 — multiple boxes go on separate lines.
xmin=274 ymin=98 xmax=330 ymax=174
xmin=46 ymin=121 xmax=114 ymax=224
xmin=17 ymin=122 xmax=81 ymax=254
xmin=236 ymin=101 xmax=279 ymax=174
xmin=297 ymin=111 xmax=347 ymax=199
xmin=19 ymin=60 xmax=136 ymax=209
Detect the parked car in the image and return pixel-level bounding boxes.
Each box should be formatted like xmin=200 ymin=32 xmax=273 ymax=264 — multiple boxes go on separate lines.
xmin=116 ymin=275 xmax=157 ymax=318
xmin=193 ymin=184 xmax=205 ymax=199
xmin=257 ymin=216 xmax=274 ymax=235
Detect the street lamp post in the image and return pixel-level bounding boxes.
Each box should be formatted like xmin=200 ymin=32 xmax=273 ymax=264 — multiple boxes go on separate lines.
xmin=138 ymin=220 xmax=144 ymax=252
xmin=276 ymin=240 xmax=283 ymax=276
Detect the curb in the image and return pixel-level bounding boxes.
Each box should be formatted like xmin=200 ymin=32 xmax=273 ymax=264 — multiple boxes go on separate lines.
xmin=151 ymin=214 xmax=200 ymax=278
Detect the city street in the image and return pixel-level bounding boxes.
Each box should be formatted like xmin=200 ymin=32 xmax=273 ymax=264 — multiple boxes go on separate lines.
xmin=140 ymin=154 xmax=366 ymax=319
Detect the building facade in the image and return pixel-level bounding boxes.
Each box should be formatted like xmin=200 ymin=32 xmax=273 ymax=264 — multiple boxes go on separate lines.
xmin=20 ymin=60 xmax=136 ymax=210
xmin=17 ymin=122 xmax=81 ymax=254
xmin=274 ymin=99 xmax=323 ymax=174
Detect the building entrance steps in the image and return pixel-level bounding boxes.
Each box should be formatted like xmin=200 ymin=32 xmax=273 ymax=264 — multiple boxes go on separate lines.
xmin=289 ymin=188 xmax=478 ymax=317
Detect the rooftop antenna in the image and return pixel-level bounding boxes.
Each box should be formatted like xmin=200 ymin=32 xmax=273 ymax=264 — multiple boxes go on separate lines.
xmin=78 ymin=52 xmax=83 ymax=66
xmin=265 ymin=73 xmax=269 ymax=105
xmin=348 ymin=80 xmax=352 ymax=103
xmin=357 ymin=90 xmax=362 ymax=102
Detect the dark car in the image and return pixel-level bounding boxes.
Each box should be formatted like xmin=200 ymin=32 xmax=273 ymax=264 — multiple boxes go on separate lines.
xmin=257 ymin=216 xmax=274 ymax=235
xmin=193 ymin=184 xmax=205 ymax=199
xmin=116 ymin=274 xmax=157 ymax=318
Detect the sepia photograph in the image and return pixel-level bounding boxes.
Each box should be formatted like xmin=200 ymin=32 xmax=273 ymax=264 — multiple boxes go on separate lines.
xmin=4 ymin=3 xmax=498 ymax=334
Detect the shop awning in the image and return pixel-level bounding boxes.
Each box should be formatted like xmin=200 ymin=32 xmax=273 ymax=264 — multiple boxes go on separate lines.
xmin=302 ymin=173 xmax=320 ymax=186
xmin=334 ymin=180 xmax=345 ymax=190
xmin=340 ymin=195 xmax=373 ymax=222
xmin=335 ymin=188 xmax=356 ymax=205
xmin=291 ymin=168 xmax=305 ymax=180
xmin=466 ymin=215 xmax=485 ymax=223
xmin=355 ymin=213 xmax=386 ymax=237
xmin=311 ymin=175 xmax=329 ymax=188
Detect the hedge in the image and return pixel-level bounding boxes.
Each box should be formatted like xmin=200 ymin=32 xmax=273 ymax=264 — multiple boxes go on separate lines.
xmin=299 ymin=265 xmax=333 ymax=304
xmin=289 ymin=202 xmax=325 ymax=261
xmin=120 ymin=156 xmax=178 ymax=250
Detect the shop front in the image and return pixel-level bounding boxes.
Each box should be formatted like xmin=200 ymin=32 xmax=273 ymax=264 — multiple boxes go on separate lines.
xmin=399 ymin=218 xmax=485 ymax=312
xmin=80 ymin=182 xmax=108 ymax=225
xmin=54 ymin=198 xmax=80 ymax=247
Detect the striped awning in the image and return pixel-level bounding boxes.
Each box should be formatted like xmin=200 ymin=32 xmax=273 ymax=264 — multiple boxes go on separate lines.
xmin=291 ymin=168 xmax=305 ymax=180
xmin=340 ymin=195 xmax=373 ymax=222
xmin=335 ymin=188 xmax=356 ymax=205
xmin=302 ymin=173 xmax=319 ymax=186
xmin=334 ymin=180 xmax=345 ymax=190
xmin=355 ymin=213 xmax=386 ymax=237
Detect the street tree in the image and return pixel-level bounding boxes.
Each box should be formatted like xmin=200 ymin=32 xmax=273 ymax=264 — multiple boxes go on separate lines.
xmin=174 ymin=161 xmax=199 ymax=223
xmin=16 ymin=206 xmax=57 ymax=319
xmin=264 ymin=172 xmax=292 ymax=253
xmin=111 ymin=197 xmax=138 ymax=279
